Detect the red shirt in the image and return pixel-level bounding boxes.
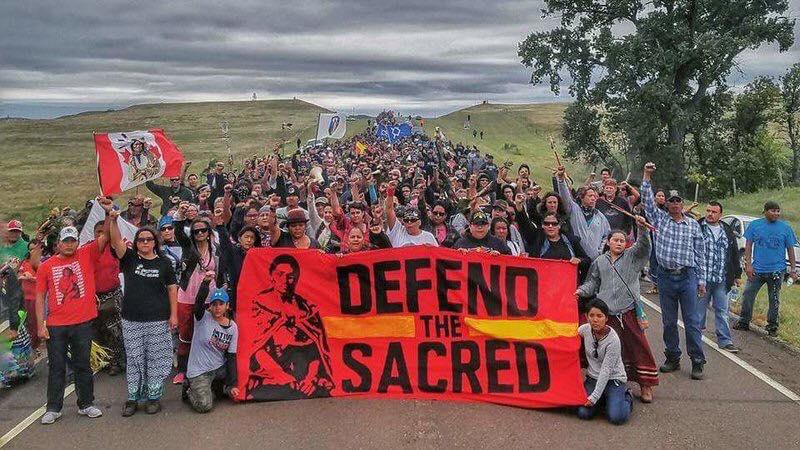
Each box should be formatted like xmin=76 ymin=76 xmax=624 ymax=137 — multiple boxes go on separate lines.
xmin=36 ymin=241 xmax=100 ymax=326
xmin=331 ymin=214 xmax=370 ymax=252
xmin=18 ymin=258 xmax=37 ymax=301
xmin=94 ymin=245 xmax=121 ymax=293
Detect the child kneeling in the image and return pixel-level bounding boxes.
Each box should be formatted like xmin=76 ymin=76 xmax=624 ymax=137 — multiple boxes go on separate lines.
xmin=183 ymin=275 xmax=239 ymax=413
xmin=577 ymin=299 xmax=632 ymax=425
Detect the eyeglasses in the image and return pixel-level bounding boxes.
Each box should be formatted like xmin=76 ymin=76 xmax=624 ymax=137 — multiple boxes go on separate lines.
xmin=192 ymin=228 xmax=210 ymax=235
xmin=542 ymin=221 xmax=560 ymax=227
xmin=136 ymin=237 xmax=155 ymax=243
xmin=160 ymin=225 xmax=174 ymax=231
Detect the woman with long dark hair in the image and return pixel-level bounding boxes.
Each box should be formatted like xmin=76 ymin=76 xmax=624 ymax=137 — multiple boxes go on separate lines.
xmin=108 ymin=214 xmax=177 ymax=416
xmin=173 ymin=204 xmax=220 ymax=384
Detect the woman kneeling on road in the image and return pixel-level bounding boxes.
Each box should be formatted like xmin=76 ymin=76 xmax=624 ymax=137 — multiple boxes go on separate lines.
xmin=183 ymin=275 xmax=239 ymax=413
xmin=577 ymin=299 xmax=632 ymax=425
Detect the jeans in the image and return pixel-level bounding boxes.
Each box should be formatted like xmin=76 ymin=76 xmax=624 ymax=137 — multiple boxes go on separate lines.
xmin=577 ymin=377 xmax=631 ymax=425
xmin=739 ymin=271 xmax=783 ymax=333
xmin=701 ymin=280 xmax=733 ymax=347
xmin=656 ymin=267 xmax=706 ymax=363
xmin=46 ymin=321 xmax=95 ymax=412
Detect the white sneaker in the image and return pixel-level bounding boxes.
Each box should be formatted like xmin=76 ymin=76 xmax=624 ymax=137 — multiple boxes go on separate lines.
xmin=78 ymin=405 xmax=103 ymax=418
xmin=41 ymin=411 xmax=62 ymax=425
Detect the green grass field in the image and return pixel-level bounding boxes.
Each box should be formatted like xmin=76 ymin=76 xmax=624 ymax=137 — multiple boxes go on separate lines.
xmin=0 ymin=100 xmax=569 ymax=226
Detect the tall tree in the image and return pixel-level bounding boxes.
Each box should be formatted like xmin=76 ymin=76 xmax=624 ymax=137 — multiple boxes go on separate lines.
xmin=780 ymin=63 xmax=800 ymax=183
xmin=519 ymin=0 xmax=795 ymax=188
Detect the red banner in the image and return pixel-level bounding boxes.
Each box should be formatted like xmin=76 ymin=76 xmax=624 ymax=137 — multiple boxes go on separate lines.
xmin=235 ymin=247 xmax=585 ymax=408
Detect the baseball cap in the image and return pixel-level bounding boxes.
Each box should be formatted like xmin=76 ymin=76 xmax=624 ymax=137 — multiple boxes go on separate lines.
xmin=158 ymin=215 xmax=174 ymax=229
xmin=59 ymin=226 xmax=79 ymax=242
xmin=286 ymin=185 xmax=299 ymax=197
xmin=764 ymin=200 xmax=780 ymax=211
xmin=210 ymin=288 xmax=230 ymax=304
xmin=7 ymin=220 xmax=22 ymax=232
xmin=315 ymin=196 xmax=329 ymax=206
xmin=666 ymin=189 xmax=682 ymax=202
xmin=470 ymin=210 xmax=490 ymax=225
xmin=402 ymin=208 xmax=420 ymax=222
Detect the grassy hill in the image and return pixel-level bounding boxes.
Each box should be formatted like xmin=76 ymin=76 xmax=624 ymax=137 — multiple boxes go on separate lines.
xmin=3 ymin=96 xmax=791 ymax=229
xmin=0 ymin=99 xmax=329 ymax=225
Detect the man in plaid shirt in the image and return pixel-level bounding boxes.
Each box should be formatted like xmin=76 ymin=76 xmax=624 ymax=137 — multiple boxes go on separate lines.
xmin=641 ymin=162 xmax=707 ymax=380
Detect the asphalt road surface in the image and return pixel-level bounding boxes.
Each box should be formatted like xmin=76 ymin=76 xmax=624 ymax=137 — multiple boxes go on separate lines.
xmin=2 ymin=287 xmax=799 ymax=449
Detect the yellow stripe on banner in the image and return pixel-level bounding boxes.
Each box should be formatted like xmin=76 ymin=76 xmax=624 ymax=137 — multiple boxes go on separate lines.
xmin=464 ymin=317 xmax=577 ymax=340
xmin=323 ymin=315 xmax=416 ymax=338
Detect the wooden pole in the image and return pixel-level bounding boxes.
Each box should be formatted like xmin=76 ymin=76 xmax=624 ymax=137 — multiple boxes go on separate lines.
xmin=732 ymin=178 xmax=737 ymax=196
xmin=599 ymin=197 xmax=656 ymax=232
xmin=694 ymin=183 xmax=699 ymax=203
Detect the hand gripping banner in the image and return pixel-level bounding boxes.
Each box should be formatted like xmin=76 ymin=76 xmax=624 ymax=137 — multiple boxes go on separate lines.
xmin=235 ymin=247 xmax=585 ymax=408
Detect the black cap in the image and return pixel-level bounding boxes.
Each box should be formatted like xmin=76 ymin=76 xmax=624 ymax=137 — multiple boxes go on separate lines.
xmin=286 ymin=185 xmax=299 ymax=197
xmin=402 ymin=208 xmax=420 ymax=221
xmin=470 ymin=210 xmax=490 ymax=225
xmin=666 ymin=189 xmax=682 ymax=202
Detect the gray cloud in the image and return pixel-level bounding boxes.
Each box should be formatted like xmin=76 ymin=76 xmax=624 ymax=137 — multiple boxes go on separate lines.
xmin=1 ymin=0 xmax=797 ymax=118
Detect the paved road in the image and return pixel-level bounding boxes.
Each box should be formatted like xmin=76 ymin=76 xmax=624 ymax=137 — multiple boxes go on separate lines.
xmin=2 ymin=288 xmax=799 ymax=449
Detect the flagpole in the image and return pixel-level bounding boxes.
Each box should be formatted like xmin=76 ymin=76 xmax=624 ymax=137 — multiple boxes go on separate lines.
xmin=315 ymin=113 xmax=321 ymax=142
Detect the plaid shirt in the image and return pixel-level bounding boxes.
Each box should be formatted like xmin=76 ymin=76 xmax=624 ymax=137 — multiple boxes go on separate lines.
xmin=641 ymin=181 xmax=706 ymax=283
xmin=702 ymin=224 xmax=728 ymax=284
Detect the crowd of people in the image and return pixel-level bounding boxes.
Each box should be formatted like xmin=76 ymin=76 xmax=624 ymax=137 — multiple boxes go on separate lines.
xmin=0 ymin=113 xmax=797 ymax=426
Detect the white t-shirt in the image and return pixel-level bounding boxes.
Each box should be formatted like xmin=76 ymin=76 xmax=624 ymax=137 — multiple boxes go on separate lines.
xmin=707 ymin=223 xmax=724 ymax=240
xmin=388 ymin=220 xmax=439 ymax=248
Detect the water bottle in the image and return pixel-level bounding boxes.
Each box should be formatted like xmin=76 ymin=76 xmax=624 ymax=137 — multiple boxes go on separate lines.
xmin=727 ymin=286 xmax=740 ymax=304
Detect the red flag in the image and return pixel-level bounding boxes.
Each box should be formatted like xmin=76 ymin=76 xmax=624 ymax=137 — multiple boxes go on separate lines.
xmin=94 ymin=129 xmax=184 ymax=196
xmin=235 ymin=246 xmax=585 ymax=408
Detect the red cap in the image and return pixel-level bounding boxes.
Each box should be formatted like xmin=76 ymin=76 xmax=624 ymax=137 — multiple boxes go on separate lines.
xmin=7 ymin=220 xmax=22 ymax=232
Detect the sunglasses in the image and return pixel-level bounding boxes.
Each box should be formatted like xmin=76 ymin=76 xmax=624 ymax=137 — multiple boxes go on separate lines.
xmin=160 ymin=225 xmax=174 ymax=231
xmin=593 ymin=339 xmax=599 ymax=359
xmin=403 ymin=217 xmax=419 ymax=223
xmin=542 ymin=221 xmax=560 ymax=227
xmin=136 ymin=237 xmax=155 ymax=243
xmin=192 ymin=228 xmax=210 ymax=235
xmin=667 ymin=198 xmax=682 ymax=203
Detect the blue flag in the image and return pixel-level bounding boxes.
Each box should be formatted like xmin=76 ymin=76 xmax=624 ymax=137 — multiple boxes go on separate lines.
xmin=375 ymin=123 xmax=412 ymax=143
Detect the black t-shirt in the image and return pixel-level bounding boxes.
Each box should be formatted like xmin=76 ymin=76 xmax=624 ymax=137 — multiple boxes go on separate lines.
xmin=453 ymin=233 xmax=512 ymax=255
xmin=119 ymin=248 xmax=177 ymax=322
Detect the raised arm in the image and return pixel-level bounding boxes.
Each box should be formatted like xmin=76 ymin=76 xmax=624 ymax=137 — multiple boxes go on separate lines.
xmin=385 ymin=183 xmax=397 ymax=230
xmin=556 ymin=166 xmax=576 ymax=215
xmin=640 ymin=162 xmax=666 ymax=224
xmin=97 ymin=197 xmax=122 ymax=257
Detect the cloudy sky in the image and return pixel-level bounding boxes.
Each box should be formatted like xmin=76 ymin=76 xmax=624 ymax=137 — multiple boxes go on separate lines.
xmin=1 ymin=0 xmax=798 ymax=118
